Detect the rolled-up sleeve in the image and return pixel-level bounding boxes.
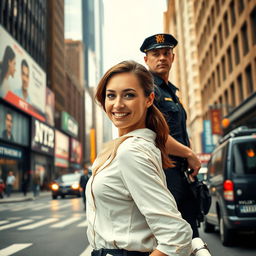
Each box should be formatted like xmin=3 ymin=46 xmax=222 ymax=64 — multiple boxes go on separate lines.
xmin=118 ymin=142 xmax=192 ymax=256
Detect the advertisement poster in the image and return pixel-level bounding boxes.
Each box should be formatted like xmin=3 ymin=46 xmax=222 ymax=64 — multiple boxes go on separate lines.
xmin=0 ymin=104 xmax=29 ymax=146
xmin=31 ymin=119 xmax=55 ymax=155
xmin=54 ymin=130 xmax=69 ymax=167
xmin=0 ymin=25 xmax=46 ymax=121
xmin=70 ymin=138 xmax=82 ymax=164
xmin=45 ymin=88 xmax=55 ymax=126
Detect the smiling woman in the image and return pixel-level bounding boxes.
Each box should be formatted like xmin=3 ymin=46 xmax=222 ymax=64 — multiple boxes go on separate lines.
xmin=85 ymin=60 xmax=193 ymax=256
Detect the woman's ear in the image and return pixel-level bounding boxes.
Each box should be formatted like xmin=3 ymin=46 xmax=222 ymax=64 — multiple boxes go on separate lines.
xmin=146 ymin=92 xmax=155 ymax=108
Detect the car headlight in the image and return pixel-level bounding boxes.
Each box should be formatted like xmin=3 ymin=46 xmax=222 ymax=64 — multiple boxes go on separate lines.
xmin=71 ymin=183 xmax=79 ymax=189
xmin=51 ymin=184 xmax=59 ymax=190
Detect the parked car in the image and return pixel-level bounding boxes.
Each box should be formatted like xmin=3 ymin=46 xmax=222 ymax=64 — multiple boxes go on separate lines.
xmin=51 ymin=173 xmax=82 ymax=199
xmin=203 ymin=126 xmax=256 ymax=246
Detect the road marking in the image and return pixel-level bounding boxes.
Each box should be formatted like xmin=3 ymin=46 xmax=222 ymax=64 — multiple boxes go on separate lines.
xmin=51 ymin=216 xmax=81 ymax=228
xmin=0 ymin=243 xmax=32 ymax=256
xmin=0 ymin=220 xmax=33 ymax=231
xmin=77 ymin=220 xmax=88 ymax=227
xmin=80 ymin=245 xmax=92 ymax=256
xmin=11 ymin=203 xmax=45 ymax=212
xmin=18 ymin=218 xmax=58 ymax=230
xmin=0 ymin=220 xmax=9 ymax=225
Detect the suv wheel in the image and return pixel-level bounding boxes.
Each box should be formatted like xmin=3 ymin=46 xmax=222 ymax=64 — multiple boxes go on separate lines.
xmin=203 ymin=217 xmax=215 ymax=233
xmin=219 ymin=214 xmax=233 ymax=246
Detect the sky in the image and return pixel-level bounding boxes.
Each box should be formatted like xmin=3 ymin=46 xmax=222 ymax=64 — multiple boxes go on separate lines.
xmin=64 ymin=0 xmax=166 ymax=71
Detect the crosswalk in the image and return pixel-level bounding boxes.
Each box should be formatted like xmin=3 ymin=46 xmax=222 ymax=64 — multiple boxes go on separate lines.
xmin=0 ymin=244 xmax=92 ymax=256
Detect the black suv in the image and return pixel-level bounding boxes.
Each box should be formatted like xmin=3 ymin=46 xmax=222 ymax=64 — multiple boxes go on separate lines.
xmin=203 ymin=127 xmax=256 ymax=246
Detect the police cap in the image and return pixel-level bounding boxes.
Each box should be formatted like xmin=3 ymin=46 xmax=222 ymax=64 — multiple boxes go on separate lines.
xmin=140 ymin=33 xmax=178 ymax=53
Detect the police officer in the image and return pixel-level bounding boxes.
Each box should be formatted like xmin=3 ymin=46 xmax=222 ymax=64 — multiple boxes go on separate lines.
xmin=140 ymin=33 xmax=201 ymax=237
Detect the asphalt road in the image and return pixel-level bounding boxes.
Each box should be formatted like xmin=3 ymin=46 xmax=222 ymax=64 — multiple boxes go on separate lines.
xmin=0 ymin=196 xmax=256 ymax=256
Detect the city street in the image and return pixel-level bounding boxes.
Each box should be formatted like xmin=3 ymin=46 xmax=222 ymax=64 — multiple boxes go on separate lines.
xmin=0 ymin=195 xmax=256 ymax=256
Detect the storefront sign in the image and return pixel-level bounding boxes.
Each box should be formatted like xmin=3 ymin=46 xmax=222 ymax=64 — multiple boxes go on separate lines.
xmin=0 ymin=25 xmax=46 ymax=121
xmin=61 ymin=112 xmax=78 ymax=138
xmin=210 ymin=109 xmax=222 ymax=135
xmin=202 ymin=120 xmax=215 ymax=153
xmin=55 ymin=130 xmax=69 ymax=167
xmin=0 ymin=144 xmax=22 ymax=159
xmin=31 ymin=119 xmax=54 ymax=155
xmin=0 ymin=104 xmax=29 ymax=146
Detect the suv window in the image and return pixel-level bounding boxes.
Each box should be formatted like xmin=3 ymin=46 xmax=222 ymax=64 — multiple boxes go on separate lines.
xmin=232 ymin=141 xmax=256 ymax=175
xmin=208 ymin=144 xmax=227 ymax=178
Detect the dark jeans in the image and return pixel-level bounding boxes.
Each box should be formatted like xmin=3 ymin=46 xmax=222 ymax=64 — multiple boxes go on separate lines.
xmin=91 ymin=249 xmax=149 ymax=256
xmin=164 ymin=166 xmax=199 ymax=238
xmin=6 ymin=184 xmax=13 ymax=197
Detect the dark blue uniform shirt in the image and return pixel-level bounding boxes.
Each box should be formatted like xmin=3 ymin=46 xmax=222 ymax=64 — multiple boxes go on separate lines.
xmin=153 ymin=74 xmax=190 ymax=148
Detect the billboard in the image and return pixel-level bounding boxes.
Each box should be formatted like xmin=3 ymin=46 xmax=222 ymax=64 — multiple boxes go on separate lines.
xmin=0 ymin=25 xmax=46 ymax=121
xmin=70 ymin=138 xmax=82 ymax=164
xmin=45 ymin=88 xmax=55 ymax=126
xmin=31 ymin=119 xmax=55 ymax=155
xmin=210 ymin=109 xmax=222 ymax=135
xmin=0 ymin=104 xmax=29 ymax=146
xmin=202 ymin=120 xmax=215 ymax=153
xmin=54 ymin=130 xmax=69 ymax=167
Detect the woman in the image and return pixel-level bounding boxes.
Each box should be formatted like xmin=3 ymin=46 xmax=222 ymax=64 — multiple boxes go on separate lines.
xmin=0 ymin=46 xmax=16 ymax=97
xmin=86 ymin=61 xmax=192 ymax=256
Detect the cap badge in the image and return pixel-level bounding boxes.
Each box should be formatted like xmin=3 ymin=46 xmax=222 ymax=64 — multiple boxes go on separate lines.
xmin=155 ymin=34 xmax=165 ymax=43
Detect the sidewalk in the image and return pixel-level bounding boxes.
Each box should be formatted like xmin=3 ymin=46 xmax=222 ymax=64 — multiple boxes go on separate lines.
xmin=0 ymin=191 xmax=51 ymax=204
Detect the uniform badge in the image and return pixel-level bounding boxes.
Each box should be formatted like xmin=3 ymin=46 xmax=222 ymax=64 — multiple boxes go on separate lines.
xmin=164 ymin=97 xmax=173 ymax=101
xmin=155 ymin=34 xmax=165 ymax=43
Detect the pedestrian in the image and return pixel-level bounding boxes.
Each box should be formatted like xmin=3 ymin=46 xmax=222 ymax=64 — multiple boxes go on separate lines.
xmin=140 ymin=33 xmax=201 ymax=238
xmin=6 ymin=171 xmax=15 ymax=197
xmin=86 ymin=60 xmax=192 ymax=256
xmin=21 ymin=174 xmax=29 ymax=197
xmin=32 ymin=172 xmax=40 ymax=197
xmin=79 ymin=166 xmax=89 ymax=210
xmin=0 ymin=179 xmax=5 ymax=199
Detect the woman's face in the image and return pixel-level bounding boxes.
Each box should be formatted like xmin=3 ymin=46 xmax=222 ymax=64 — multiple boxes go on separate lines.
xmin=105 ymin=72 xmax=154 ymax=136
xmin=8 ymin=58 xmax=16 ymax=77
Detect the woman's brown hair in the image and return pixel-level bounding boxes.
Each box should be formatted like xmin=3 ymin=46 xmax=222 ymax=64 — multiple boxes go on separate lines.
xmin=95 ymin=60 xmax=172 ymax=168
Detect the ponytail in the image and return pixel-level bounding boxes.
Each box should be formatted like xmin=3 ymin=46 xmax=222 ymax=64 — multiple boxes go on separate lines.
xmin=146 ymin=105 xmax=173 ymax=168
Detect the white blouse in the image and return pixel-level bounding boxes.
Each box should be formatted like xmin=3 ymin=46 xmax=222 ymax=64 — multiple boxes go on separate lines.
xmin=86 ymin=128 xmax=192 ymax=256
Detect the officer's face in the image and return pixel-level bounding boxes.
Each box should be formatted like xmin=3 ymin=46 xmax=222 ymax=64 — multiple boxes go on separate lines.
xmin=105 ymin=72 xmax=154 ymax=136
xmin=144 ymin=48 xmax=174 ymax=76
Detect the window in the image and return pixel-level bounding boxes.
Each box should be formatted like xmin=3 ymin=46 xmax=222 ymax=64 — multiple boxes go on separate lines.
xmin=241 ymin=23 xmax=249 ymax=56
xmin=245 ymin=65 xmax=253 ymax=95
xmin=230 ymin=1 xmax=236 ymax=27
xmin=233 ymin=36 xmax=240 ymax=65
xmin=217 ymin=65 xmax=221 ymax=87
xmin=237 ymin=74 xmax=244 ymax=103
xmin=250 ymin=8 xmax=256 ymax=45
xmin=224 ymin=12 xmax=229 ymax=37
xmin=218 ymin=25 xmax=223 ymax=47
xmin=237 ymin=0 xmax=244 ymax=14
xmin=227 ymin=47 xmax=233 ymax=73
xmin=230 ymin=83 xmax=236 ymax=107
xmin=221 ymin=56 xmax=226 ymax=81
xmin=214 ymin=35 xmax=218 ymax=55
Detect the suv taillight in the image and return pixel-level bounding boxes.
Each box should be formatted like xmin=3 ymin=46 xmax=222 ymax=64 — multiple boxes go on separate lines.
xmin=223 ymin=180 xmax=234 ymax=201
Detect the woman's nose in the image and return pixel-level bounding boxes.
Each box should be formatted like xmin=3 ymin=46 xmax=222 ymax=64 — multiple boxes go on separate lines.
xmin=113 ymin=96 xmax=124 ymax=108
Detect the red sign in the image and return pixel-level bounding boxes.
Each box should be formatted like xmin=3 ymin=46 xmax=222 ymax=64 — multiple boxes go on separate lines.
xmin=210 ymin=109 xmax=222 ymax=135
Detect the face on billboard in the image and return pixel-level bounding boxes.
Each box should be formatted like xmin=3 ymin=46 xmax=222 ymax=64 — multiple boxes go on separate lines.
xmin=0 ymin=25 xmax=46 ymax=121
xmin=0 ymin=104 xmax=29 ymax=146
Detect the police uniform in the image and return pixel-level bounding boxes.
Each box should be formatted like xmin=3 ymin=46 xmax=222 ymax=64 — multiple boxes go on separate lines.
xmin=140 ymin=34 xmax=199 ymax=238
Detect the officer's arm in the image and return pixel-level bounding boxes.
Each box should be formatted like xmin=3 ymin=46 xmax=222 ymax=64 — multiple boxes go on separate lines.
xmin=166 ymin=135 xmax=201 ymax=175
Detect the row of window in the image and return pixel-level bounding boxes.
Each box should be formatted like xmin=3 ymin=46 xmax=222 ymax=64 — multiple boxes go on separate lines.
xmin=0 ymin=0 xmax=47 ymax=69
xmin=199 ymin=8 xmax=256 ymax=87
xmin=202 ymin=59 xmax=255 ymax=116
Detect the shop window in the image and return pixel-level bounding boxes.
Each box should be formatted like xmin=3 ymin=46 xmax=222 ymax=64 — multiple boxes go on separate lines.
xmin=245 ymin=65 xmax=253 ymax=95
xmin=241 ymin=22 xmax=249 ymax=56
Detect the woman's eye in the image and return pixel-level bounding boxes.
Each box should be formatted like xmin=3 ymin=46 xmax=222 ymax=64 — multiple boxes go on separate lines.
xmin=124 ymin=93 xmax=135 ymax=98
xmin=106 ymin=93 xmax=115 ymax=99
